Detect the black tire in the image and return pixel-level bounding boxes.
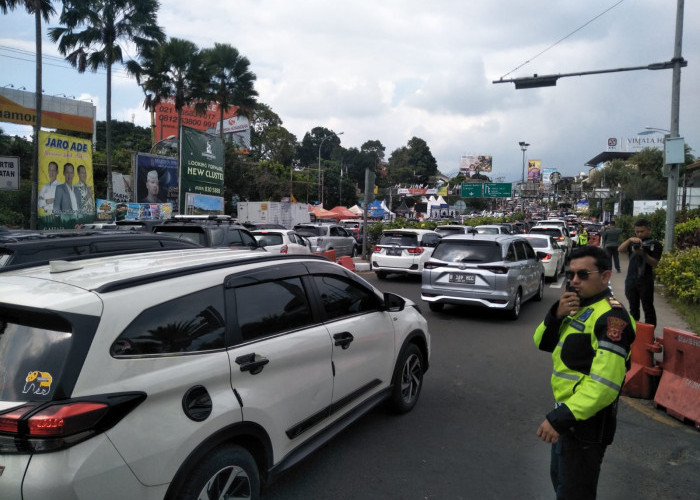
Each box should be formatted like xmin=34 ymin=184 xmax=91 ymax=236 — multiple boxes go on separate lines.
xmin=534 ymin=276 xmax=544 ymax=302
xmin=388 ymin=343 xmax=424 ymax=414
xmin=508 ymin=289 xmax=522 ymax=320
xmin=375 ymin=270 xmax=387 ymax=280
xmin=428 ymin=302 xmax=444 ymax=312
xmin=174 ymin=445 xmax=260 ymax=500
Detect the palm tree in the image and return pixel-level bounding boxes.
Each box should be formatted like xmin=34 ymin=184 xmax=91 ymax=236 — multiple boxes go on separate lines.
xmin=49 ymin=0 xmax=165 ymax=200
xmin=1 ymin=0 xmax=56 ymax=229
xmin=202 ymin=43 xmax=258 ymax=140
xmin=125 ymin=40 xmax=166 ymax=146
xmin=158 ymin=37 xmax=209 ymax=135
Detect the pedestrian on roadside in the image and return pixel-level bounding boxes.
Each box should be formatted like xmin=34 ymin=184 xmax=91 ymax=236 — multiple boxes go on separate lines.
xmin=601 ymin=220 xmax=622 ymax=273
xmin=618 ymin=218 xmax=662 ymax=327
xmin=534 ymin=245 xmax=635 ymax=500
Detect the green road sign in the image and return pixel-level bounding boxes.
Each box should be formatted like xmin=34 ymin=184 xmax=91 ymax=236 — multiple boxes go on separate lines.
xmin=483 ymin=183 xmax=512 ymax=198
xmin=461 ymin=183 xmax=483 ymax=197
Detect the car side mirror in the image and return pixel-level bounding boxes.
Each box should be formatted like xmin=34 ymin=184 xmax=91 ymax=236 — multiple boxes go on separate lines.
xmin=381 ymin=292 xmax=405 ymax=312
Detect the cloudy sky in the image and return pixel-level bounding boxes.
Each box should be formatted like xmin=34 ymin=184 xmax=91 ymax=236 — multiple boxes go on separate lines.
xmin=1 ymin=0 xmax=697 ymax=183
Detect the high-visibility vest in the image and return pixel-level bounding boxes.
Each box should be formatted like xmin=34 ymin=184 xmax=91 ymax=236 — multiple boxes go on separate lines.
xmin=534 ymin=293 xmax=635 ymax=422
xmin=578 ymin=230 xmax=589 ymax=245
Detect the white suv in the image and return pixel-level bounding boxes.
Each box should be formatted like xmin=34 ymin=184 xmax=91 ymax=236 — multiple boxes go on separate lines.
xmin=0 ymin=249 xmax=429 ymax=500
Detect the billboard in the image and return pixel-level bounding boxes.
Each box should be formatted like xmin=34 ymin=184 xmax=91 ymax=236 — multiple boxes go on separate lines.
xmin=527 ymin=159 xmax=541 ymax=183
xmin=179 ymin=126 xmax=224 ymax=214
xmin=459 ymin=154 xmax=493 ymax=173
xmin=38 ymin=131 xmax=95 ymax=229
xmin=155 ymin=98 xmax=249 ymax=153
xmin=0 ymin=156 xmax=19 ymax=190
xmin=0 ymin=87 xmax=95 ymax=134
xmin=607 ymin=132 xmax=665 ymax=153
xmin=133 ymin=153 xmax=179 ymax=207
xmin=542 ymin=167 xmax=557 ymax=185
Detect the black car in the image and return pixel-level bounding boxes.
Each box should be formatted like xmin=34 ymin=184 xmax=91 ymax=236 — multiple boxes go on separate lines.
xmin=0 ymin=231 xmax=202 ymax=271
xmin=153 ymin=215 xmax=260 ymax=249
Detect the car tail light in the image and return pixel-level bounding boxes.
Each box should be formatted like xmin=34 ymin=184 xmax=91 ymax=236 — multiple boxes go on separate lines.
xmin=557 ymin=236 xmax=565 ymax=241
xmin=280 ymin=244 xmax=288 ymax=254
xmin=0 ymin=393 xmax=145 ymax=454
xmin=424 ymin=261 xmax=446 ymax=269
xmin=407 ymin=247 xmax=424 ymax=254
xmin=373 ymin=246 xmax=382 ymax=252
xmin=541 ymin=253 xmax=552 ymax=261
xmin=478 ymin=265 xmax=509 ymax=274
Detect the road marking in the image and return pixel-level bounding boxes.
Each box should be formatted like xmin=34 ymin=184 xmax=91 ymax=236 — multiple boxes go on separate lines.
xmin=621 ymin=397 xmax=697 ymax=433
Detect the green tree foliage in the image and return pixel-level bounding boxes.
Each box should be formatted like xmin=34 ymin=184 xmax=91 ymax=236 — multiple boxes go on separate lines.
xmin=202 ymin=43 xmax=258 ymax=140
xmin=249 ymin=103 xmax=296 ymax=166
xmin=386 ymin=136 xmax=438 ymax=185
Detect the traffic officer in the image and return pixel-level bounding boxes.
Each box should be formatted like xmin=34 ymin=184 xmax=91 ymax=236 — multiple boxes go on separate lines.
xmin=534 ymin=245 xmax=636 ymax=500
xmin=577 ymin=224 xmax=589 ymax=246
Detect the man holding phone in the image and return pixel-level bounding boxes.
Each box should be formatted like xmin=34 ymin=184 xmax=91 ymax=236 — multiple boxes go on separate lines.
xmin=534 ymin=245 xmax=636 ymax=499
xmin=618 ymin=218 xmax=662 ymax=326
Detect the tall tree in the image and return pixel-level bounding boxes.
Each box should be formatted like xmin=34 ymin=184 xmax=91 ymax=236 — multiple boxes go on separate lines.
xmin=1 ymin=0 xmax=55 ymax=229
xmin=125 ymin=40 xmax=167 ymax=146
xmin=157 ymin=37 xmax=209 ymax=138
xmin=49 ymin=0 xmax=165 ymax=199
xmin=202 ymin=43 xmax=258 ymax=140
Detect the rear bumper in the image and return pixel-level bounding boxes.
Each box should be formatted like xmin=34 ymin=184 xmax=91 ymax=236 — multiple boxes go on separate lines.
xmin=421 ymin=285 xmax=514 ymax=309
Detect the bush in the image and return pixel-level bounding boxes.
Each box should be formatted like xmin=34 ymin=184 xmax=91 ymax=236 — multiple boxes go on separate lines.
xmin=674 ymin=217 xmax=700 ymax=249
xmin=657 ymin=247 xmax=700 ymax=304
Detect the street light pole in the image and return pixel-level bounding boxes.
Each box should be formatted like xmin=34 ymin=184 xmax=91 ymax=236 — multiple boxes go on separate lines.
xmin=519 ymin=141 xmax=529 ymax=195
xmin=318 ymin=131 xmax=343 ymax=206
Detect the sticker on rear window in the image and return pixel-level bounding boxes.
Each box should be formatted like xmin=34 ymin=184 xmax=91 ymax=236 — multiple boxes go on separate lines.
xmin=23 ymin=370 xmax=53 ymax=395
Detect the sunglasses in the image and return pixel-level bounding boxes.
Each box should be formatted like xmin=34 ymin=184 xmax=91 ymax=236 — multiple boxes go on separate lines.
xmin=565 ymin=270 xmax=600 ymax=281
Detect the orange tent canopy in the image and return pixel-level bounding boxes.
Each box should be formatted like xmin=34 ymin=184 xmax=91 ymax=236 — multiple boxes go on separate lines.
xmin=329 ymin=206 xmax=360 ymax=219
xmin=309 ymin=205 xmax=340 ymax=220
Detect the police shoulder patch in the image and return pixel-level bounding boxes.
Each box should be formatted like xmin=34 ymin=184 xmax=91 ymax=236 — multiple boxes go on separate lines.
xmin=606 ymin=296 xmax=623 ymax=308
xmin=606 ymin=316 xmax=628 ymax=341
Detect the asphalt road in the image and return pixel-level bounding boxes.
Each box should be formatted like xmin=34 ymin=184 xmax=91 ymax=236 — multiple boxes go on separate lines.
xmin=263 ymin=272 xmax=700 ymax=500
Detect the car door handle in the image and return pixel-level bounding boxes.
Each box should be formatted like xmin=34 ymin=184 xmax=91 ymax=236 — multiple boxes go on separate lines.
xmin=333 ymin=332 xmax=354 ymax=349
xmin=235 ymin=353 xmax=270 ymax=375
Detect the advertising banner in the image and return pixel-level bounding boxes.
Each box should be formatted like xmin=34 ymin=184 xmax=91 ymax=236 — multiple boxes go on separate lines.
xmin=396 ymin=188 xmax=438 ymax=195
xmin=459 ymin=154 xmax=493 ymax=173
xmin=96 ymin=199 xmax=173 ymax=221
xmin=38 ymin=131 xmax=95 ymax=229
xmin=0 ymin=156 xmax=19 ymax=190
xmin=155 ymin=99 xmax=249 ymax=154
xmin=527 ymin=159 xmax=541 ymax=183
xmin=0 ymin=87 xmax=95 ymax=134
xmin=542 ymin=168 xmax=558 ymax=186
xmin=179 ymin=126 xmax=225 ymax=214
xmin=133 ymin=153 xmax=179 ymax=207
xmin=607 ymin=133 xmax=665 ymax=152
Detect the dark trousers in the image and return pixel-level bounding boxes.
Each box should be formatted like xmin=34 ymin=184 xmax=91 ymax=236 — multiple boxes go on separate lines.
xmin=625 ymin=279 xmax=656 ymax=326
xmin=550 ymin=433 xmax=606 ymax=500
xmin=605 ymin=246 xmax=620 ymax=271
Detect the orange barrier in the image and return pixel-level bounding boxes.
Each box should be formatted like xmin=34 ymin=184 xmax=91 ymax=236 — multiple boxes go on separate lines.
xmin=590 ymin=234 xmax=600 ymax=246
xmin=653 ymin=327 xmax=700 ymax=429
xmin=336 ymin=256 xmax=356 ymax=272
xmin=323 ymin=249 xmax=337 ymax=262
xmin=622 ymin=322 xmax=662 ymax=399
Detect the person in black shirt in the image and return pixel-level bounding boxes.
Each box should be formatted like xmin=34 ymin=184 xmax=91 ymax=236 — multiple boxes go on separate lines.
xmin=618 ymin=218 xmax=662 ymax=326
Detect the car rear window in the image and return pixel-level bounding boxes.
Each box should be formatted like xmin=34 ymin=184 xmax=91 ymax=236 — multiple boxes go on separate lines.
xmin=435 ymin=227 xmax=463 ymax=236
xmin=475 ymin=227 xmax=499 ymax=234
xmin=431 ymin=240 xmax=502 ymax=263
xmin=530 ymin=228 xmax=561 ymax=238
xmin=254 ymin=233 xmax=283 ymax=246
xmin=379 ymin=232 xmax=418 ymax=247
xmin=294 ymin=226 xmax=323 ymax=237
xmin=525 ymin=238 xmax=548 ymax=248
xmin=0 ymin=306 xmax=86 ymax=401
xmin=154 ymin=227 xmax=207 ymax=246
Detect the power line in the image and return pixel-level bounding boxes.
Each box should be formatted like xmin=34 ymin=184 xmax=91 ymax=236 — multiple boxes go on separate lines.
xmin=499 ymin=0 xmax=626 ymax=80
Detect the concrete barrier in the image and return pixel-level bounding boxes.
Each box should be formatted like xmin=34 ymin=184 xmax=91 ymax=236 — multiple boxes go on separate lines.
xmin=622 ymin=322 xmax=662 ymax=399
xmin=653 ymin=327 xmax=700 ymax=429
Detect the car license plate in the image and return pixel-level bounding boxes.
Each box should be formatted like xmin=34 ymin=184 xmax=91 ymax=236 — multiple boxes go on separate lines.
xmin=449 ymin=273 xmax=475 ymax=284
xmin=387 ymin=248 xmax=402 ymax=256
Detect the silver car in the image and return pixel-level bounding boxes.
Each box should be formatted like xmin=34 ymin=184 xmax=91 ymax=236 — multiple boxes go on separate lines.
xmin=421 ymin=234 xmax=545 ymax=319
xmin=293 ymin=223 xmax=358 ymax=257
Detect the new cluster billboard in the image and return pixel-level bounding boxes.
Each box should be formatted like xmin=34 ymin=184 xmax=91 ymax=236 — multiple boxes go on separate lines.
xmin=459 ymin=155 xmax=493 ymax=174
xmin=179 ymin=126 xmax=225 ymax=214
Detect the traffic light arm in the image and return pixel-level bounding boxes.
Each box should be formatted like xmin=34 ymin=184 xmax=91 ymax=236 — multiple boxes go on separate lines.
xmin=492 ymin=59 xmax=687 ymax=89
